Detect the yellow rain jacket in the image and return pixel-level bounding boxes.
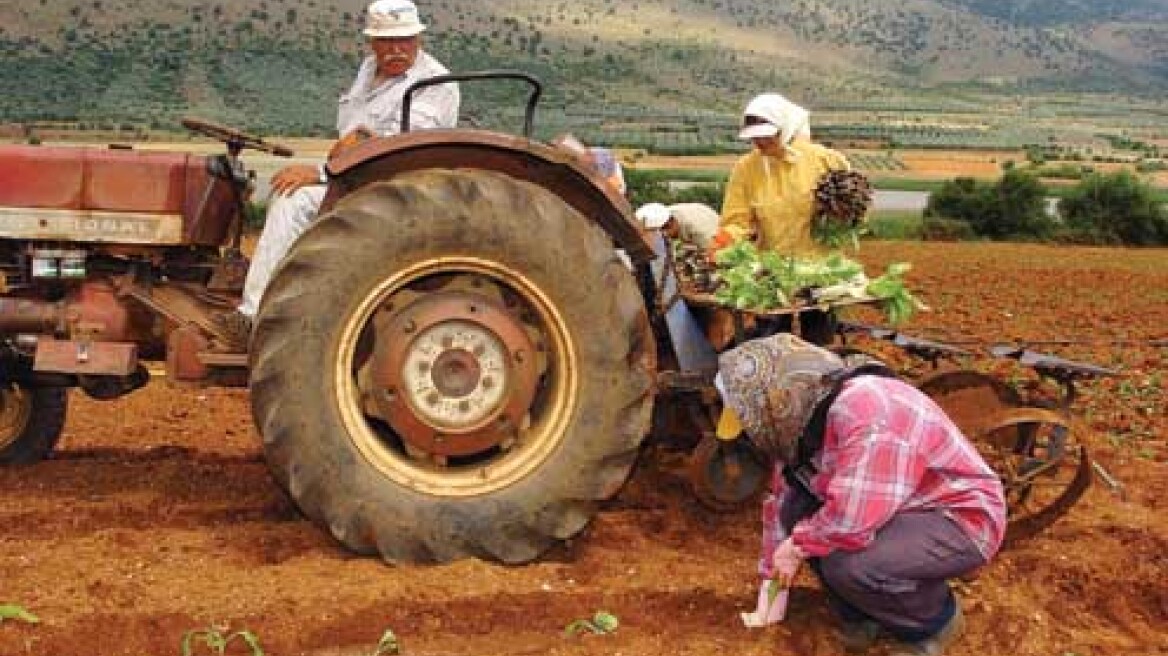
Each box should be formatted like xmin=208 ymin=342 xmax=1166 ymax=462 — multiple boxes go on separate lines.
xmin=720 ymin=140 xmax=850 ymax=255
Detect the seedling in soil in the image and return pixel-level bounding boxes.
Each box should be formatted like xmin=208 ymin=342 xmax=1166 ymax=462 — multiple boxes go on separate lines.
xmin=564 ymin=611 xmax=620 ymax=637
xmin=372 ymin=628 xmax=400 ymax=656
xmin=181 ymin=624 xmax=265 ymax=656
xmin=0 ymin=604 xmax=38 ymax=624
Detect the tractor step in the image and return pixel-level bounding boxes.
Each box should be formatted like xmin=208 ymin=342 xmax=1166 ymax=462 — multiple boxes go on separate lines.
xmin=196 ymin=352 xmax=247 ymax=368
xmin=33 ymin=339 xmax=138 ymax=376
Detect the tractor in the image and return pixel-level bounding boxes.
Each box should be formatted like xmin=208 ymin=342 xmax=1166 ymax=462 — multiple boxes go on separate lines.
xmin=0 ymin=72 xmax=1106 ymax=564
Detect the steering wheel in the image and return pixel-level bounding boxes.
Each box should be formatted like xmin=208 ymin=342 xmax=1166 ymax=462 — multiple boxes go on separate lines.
xmin=181 ymin=117 xmax=295 ymax=157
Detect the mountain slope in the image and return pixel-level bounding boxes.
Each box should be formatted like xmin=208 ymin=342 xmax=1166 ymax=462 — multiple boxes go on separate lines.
xmin=0 ymin=0 xmax=1164 ymax=135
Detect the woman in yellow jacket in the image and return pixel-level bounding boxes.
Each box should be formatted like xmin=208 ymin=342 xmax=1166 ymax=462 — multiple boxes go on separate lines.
xmin=711 ymin=94 xmax=851 ymax=345
xmin=717 ymin=94 xmax=850 ymax=256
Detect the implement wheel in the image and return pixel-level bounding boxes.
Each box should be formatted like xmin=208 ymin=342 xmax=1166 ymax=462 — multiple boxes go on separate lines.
xmin=918 ymin=370 xmax=1089 ymax=541
xmin=688 ymin=436 xmax=768 ymax=512
xmin=0 ymin=384 xmax=68 ymax=464
xmin=979 ymin=408 xmax=1091 ymax=544
xmin=916 ymin=369 xmax=1022 ymax=437
xmin=250 ymin=169 xmax=655 ymax=564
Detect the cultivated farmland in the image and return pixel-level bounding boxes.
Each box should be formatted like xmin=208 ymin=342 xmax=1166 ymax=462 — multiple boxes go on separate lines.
xmin=0 ymin=241 xmax=1163 ymax=656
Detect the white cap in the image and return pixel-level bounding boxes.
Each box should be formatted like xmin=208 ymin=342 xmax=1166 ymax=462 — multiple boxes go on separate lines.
xmin=737 ymin=122 xmax=781 ymax=140
xmin=364 ymin=0 xmax=427 ymax=38
xmin=635 ymin=203 xmax=672 ymax=229
xmin=737 ymin=93 xmax=810 ymax=145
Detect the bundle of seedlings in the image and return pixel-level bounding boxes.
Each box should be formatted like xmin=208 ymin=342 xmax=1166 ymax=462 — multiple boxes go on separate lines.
xmin=813 ymin=169 xmax=874 ymax=249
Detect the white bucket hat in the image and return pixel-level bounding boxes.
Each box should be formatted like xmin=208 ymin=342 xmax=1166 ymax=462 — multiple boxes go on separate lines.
xmin=364 ymin=0 xmax=427 ymax=38
xmin=737 ymin=93 xmax=810 ymax=146
xmin=635 ymin=203 xmax=672 ymax=229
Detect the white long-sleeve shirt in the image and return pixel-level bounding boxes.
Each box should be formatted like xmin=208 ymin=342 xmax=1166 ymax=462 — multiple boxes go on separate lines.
xmin=337 ymin=50 xmax=459 ymax=136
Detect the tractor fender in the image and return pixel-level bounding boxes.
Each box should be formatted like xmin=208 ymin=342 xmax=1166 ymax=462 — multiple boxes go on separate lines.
xmin=321 ymin=129 xmax=654 ymax=264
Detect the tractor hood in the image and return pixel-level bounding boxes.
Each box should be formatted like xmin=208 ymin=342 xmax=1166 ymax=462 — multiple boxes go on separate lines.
xmin=0 ymin=144 xmax=237 ymax=246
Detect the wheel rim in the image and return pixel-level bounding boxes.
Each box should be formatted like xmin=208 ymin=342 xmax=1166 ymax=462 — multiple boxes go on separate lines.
xmin=0 ymin=384 xmax=33 ymax=451
xmin=687 ymin=436 xmax=768 ymax=511
xmin=976 ymin=407 xmax=1091 ymax=542
xmin=335 ymin=257 xmax=578 ymax=497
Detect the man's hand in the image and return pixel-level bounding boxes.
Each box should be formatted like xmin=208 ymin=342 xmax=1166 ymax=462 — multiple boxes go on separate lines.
xmin=328 ymin=126 xmax=374 ymax=160
xmin=269 ymin=164 xmax=322 ymax=197
xmin=772 ymin=537 xmax=806 ymax=589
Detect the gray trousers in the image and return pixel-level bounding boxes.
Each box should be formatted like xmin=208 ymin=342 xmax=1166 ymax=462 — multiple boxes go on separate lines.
xmin=780 ymin=487 xmax=987 ymax=641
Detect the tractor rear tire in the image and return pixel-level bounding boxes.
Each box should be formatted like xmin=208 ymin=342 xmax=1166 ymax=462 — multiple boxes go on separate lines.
xmin=0 ymin=384 xmax=68 ymax=464
xmin=249 ymin=169 xmax=655 ymax=564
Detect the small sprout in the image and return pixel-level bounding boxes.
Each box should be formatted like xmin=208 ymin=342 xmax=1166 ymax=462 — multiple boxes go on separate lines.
xmin=0 ymin=604 xmax=39 ymax=624
xmin=591 ymin=611 xmax=619 ymax=633
xmin=181 ymin=625 xmax=265 ymax=656
xmin=766 ymin=579 xmax=782 ymax=605
xmin=372 ymin=628 xmax=400 ymax=656
xmin=564 ymin=610 xmax=620 ymax=637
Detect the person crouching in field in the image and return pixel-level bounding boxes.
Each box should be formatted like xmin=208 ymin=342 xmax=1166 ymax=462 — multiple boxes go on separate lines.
xmin=715 ymin=334 xmax=1007 ymax=655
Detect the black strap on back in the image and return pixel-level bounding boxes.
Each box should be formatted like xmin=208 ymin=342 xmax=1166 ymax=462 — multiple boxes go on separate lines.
xmin=782 ymin=363 xmax=899 ymax=513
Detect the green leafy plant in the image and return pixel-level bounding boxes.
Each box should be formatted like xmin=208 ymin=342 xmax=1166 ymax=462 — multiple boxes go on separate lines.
xmin=866 ymin=262 xmax=930 ymax=325
xmin=0 ymin=604 xmax=39 ymax=624
xmin=564 ymin=610 xmax=620 ymax=637
xmin=181 ymin=624 xmax=264 ymax=656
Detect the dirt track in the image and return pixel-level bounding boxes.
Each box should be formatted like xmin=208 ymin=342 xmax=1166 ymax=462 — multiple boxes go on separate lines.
xmin=0 ymin=241 xmax=1165 ymax=656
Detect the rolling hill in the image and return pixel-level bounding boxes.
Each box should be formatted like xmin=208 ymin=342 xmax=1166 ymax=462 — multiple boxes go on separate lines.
xmin=0 ymin=0 xmax=1165 ymax=137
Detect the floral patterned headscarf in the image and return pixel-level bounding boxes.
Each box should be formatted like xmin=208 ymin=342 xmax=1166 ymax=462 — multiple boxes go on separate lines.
xmin=716 ymin=334 xmax=844 ymax=462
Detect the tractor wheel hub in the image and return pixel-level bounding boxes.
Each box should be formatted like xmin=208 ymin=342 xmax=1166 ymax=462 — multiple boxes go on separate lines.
xmin=401 ymin=321 xmax=507 ymax=429
xmin=371 ymin=292 xmax=538 ymax=458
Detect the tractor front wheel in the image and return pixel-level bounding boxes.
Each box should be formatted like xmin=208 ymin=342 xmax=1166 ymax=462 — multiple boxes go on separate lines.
xmin=0 ymin=384 xmax=68 ymax=464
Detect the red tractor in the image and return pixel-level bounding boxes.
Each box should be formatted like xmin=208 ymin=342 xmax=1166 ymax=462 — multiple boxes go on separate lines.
xmin=0 ymin=73 xmax=1103 ymax=563
xmin=0 ymin=73 xmax=662 ymax=564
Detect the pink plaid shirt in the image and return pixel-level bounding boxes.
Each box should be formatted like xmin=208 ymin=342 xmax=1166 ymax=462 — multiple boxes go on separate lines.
xmin=761 ymin=376 xmax=1006 ymax=571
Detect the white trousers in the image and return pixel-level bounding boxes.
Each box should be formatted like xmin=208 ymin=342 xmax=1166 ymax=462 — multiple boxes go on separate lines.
xmin=238 ymin=185 xmax=328 ymax=317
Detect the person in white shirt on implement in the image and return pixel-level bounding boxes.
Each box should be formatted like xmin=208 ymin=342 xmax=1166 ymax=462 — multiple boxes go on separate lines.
xmin=217 ymin=0 xmax=459 ymax=349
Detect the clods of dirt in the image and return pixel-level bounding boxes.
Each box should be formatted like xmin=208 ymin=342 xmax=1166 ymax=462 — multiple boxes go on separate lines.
xmin=0 ymin=242 xmax=1165 ymax=655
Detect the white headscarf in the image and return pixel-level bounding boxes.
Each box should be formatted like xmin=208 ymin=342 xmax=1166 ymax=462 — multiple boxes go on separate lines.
xmin=738 ymin=93 xmax=811 ymax=147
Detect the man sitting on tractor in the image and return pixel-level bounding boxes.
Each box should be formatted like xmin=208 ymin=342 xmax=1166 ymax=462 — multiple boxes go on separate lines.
xmin=217 ymin=0 xmax=460 ymax=350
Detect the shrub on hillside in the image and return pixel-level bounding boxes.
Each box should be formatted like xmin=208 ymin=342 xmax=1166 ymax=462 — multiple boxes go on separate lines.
xmin=925 ymin=171 xmax=1055 ymax=240
xmin=1032 ymin=163 xmax=1088 ymax=180
xmin=992 ymin=169 xmax=1057 ymax=238
xmin=1057 ymin=171 xmax=1168 ymax=246
xmin=921 ymin=216 xmax=977 ymax=241
xmin=924 ymin=177 xmax=988 ymax=226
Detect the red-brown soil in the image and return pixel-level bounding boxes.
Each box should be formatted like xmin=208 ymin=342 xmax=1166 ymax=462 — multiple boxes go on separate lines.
xmin=1 ymin=242 xmax=1165 ymax=656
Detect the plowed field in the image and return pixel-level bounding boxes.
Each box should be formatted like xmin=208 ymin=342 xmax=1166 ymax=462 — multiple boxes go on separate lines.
xmin=1 ymin=241 xmax=1165 ymax=656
